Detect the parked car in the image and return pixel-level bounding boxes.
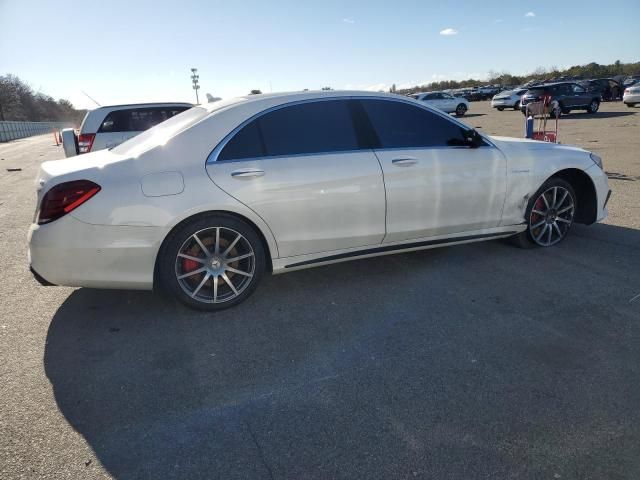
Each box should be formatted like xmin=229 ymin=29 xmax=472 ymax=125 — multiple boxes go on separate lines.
xmin=520 ymin=82 xmax=601 ymax=116
xmin=61 ymin=102 xmax=192 ymax=157
xmin=491 ymin=88 xmax=529 ymax=111
xmin=623 ymin=84 xmax=640 ymax=107
xmin=28 ymin=91 xmax=610 ymax=310
xmin=623 ymin=75 xmax=640 ymax=88
xmin=410 ymin=91 xmax=469 ymax=116
xmin=578 ymin=79 xmax=623 ymax=101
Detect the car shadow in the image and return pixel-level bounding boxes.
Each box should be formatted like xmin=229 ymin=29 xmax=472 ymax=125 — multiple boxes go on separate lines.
xmin=43 ymin=223 xmax=640 ymax=479
xmin=564 ymin=111 xmax=636 ymax=119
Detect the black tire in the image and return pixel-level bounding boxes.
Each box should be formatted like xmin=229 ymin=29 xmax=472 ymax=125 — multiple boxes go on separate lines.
xmin=497 ymin=107 xmax=505 ymax=111
xmin=561 ymin=108 xmax=571 ymax=115
xmin=158 ymin=214 xmax=266 ymax=311
xmin=627 ymin=103 xmax=636 ymax=108
xmin=455 ymin=103 xmax=467 ymax=116
xmin=508 ymin=178 xmax=577 ymax=249
xmin=586 ymin=99 xmax=600 ymax=113
xmin=513 ymin=101 xmax=520 ymax=111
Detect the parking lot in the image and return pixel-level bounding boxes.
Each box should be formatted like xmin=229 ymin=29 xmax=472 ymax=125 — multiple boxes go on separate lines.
xmin=1 ymin=100 xmax=639 ymax=479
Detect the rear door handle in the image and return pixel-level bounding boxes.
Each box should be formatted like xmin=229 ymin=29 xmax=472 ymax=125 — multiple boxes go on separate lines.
xmin=231 ymin=169 xmax=265 ymax=178
xmin=391 ymin=158 xmax=418 ymax=166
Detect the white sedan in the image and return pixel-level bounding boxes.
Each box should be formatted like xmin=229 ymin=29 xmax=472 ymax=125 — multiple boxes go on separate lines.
xmin=623 ymin=84 xmax=640 ymax=107
xmin=410 ymin=91 xmax=470 ymax=116
xmin=491 ymin=88 xmax=529 ymax=111
xmin=28 ymin=91 xmax=610 ymax=310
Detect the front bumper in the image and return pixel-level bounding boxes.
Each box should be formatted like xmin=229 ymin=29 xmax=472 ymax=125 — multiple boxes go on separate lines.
xmin=584 ymin=163 xmax=610 ymax=223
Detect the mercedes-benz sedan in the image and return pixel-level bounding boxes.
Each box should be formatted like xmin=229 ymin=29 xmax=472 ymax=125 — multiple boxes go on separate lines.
xmin=28 ymin=91 xmax=611 ymax=310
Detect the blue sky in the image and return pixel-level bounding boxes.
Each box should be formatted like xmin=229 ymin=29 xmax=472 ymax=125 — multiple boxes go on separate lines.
xmin=1 ymin=0 xmax=638 ymax=109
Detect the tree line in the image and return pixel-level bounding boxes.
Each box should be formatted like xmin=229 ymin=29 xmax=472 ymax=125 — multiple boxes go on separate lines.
xmin=0 ymin=75 xmax=86 ymax=124
xmin=394 ymin=60 xmax=640 ymax=95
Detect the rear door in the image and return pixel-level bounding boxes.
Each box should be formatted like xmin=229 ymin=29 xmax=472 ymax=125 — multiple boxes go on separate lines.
xmin=206 ymin=99 xmax=386 ymax=258
xmin=569 ymin=83 xmax=589 ymax=107
xmin=359 ymin=99 xmax=507 ymax=242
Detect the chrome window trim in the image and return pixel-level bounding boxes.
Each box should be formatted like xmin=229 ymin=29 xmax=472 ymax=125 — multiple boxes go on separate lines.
xmin=206 ymin=95 xmax=494 ymax=165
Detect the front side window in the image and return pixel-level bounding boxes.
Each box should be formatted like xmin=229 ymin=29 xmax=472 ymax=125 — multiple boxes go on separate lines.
xmin=360 ymin=99 xmax=467 ymax=148
xmin=219 ymin=100 xmax=359 ymax=160
xmin=572 ymin=84 xmax=585 ymax=94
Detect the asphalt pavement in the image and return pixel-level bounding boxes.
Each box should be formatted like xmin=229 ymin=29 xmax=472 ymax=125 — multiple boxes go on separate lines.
xmin=1 ymin=102 xmax=639 ymax=479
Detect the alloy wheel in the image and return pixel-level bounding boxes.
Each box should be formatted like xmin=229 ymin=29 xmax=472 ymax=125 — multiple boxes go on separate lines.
xmin=529 ymin=186 xmax=575 ymax=247
xmin=175 ymin=227 xmax=255 ymax=303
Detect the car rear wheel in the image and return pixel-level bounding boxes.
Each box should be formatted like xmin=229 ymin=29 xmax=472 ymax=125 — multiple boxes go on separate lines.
xmin=587 ymin=99 xmax=600 ymax=113
xmin=513 ymin=101 xmax=520 ymax=111
xmin=497 ymin=107 xmax=504 ymax=111
xmin=159 ymin=214 xmax=266 ymax=310
xmin=509 ymin=178 xmax=576 ymax=248
xmin=455 ymin=104 xmax=467 ymax=116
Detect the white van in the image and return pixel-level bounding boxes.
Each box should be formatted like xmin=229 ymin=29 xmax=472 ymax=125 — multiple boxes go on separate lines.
xmin=62 ymin=102 xmax=192 ymax=157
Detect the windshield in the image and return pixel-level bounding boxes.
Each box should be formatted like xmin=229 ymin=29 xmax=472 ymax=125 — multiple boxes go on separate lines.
xmin=112 ymin=97 xmax=245 ymax=157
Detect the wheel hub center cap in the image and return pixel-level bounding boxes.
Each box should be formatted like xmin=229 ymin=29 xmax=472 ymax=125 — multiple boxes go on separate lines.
xmin=210 ymin=257 xmax=222 ymax=269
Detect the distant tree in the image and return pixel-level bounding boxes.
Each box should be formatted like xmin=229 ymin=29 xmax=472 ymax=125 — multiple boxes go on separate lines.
xmin=249 ymin=89 xmax=262 ymax=95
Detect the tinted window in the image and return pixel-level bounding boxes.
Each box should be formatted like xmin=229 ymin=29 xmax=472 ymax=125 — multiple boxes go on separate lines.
xmin=98 ymin=107 xmax=189 ymax=133
xmin=360 ymin=99 xmax=467 ymax=148
xmin=218 ymin=120 xmax=264 ymax=160
xmin=258 ymin=100 xmax=359 ymax=157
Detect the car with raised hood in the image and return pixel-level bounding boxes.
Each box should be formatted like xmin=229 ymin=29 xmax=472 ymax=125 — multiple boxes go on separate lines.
xmin=491 ymin=88 xmax=529 ymax=111
xmin=61 ymin=102 xmax=192 ymax=157
xmin=410 ymin=91 xmax=469 ymax=116
xmin=28 ymin=90 xmax=611 ymax=310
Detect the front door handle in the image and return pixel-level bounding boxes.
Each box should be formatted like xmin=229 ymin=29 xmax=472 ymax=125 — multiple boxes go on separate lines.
xmin=231 ymin=169 xmax=265 ymax=178
xmin=391 ymin=158 xmax=418 ymax=167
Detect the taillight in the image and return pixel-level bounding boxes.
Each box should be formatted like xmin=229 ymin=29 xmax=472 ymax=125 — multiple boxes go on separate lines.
xmin=77 ymin=133 xmax=95 ymax=154
xmin=37 ymin=180 xmax=101 ymax=224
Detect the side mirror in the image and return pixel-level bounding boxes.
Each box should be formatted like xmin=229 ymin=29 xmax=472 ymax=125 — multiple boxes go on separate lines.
xmin=464 ymin=129 xmax=484 ymax=148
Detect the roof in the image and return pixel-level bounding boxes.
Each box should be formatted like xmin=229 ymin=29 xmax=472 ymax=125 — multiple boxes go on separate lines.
xmin=93 ymin=102 xmax=193 ymax=110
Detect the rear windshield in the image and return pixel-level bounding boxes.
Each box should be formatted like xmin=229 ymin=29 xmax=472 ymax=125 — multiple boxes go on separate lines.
xmin=112 ymin=97 xmax=245 ymax=157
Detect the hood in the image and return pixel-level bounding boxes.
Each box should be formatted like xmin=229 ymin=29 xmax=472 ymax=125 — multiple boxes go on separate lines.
xmin=489 ymin=135 xmax=589 ymax=153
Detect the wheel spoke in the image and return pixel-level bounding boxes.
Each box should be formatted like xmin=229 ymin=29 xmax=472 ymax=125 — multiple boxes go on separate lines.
xmin=177 ymin=253 xmax=207 ymax=264
xmin=213 ymin=275 xmax=219 ymax=303
xmin=193 ymin=234 xmax=211 ymax=257
xmin=191 ymin=272 xmax=210 ymax=298
xmin=221 ymin=272 xmax=238 ymax=296
xmin=535 ymin=224 xmax=549 ymax=242
xmin=557 ymin=205 xmax=573 ymax=215
xmin=532 ymin=219 xmax=546 ymax=229
xmin=178 ymin=267 xmax=207 ymax=279
xmin=222 ymin=234 xmax=242 ymax=257
xmin=532 ymin=209 xmax=546 ymax=216
xmin=556 ymin=217 xmax=571 ymax=224
xmin=553 ymin=222 xmax=563 ymax=238
xmin=226 ymin=252 xmax=254 ymax=263
xmin=555 ymin=190 xmax=569 ymax=209
xmin=552 ymin=187 xmax=557 ymax=209
xmin=546 ymin=225 xmax=552 ymax=244
xmin=541 ymin=193 xmax=550 ymax=209
xmin=214 ymin=227 xmax=220 ymax=255
xmin=226 ymin=266 xmax=252 ymax=277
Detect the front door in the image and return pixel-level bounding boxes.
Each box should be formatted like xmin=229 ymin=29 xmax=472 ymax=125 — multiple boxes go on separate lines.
xmin=358 ymin=98 xmax=507 ymax=242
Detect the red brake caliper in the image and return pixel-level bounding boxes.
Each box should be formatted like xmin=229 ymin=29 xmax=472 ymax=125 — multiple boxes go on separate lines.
xmin=182 ymin=258 xmax=200 ymax=272
xmin=531 ymin=197 xmax=544 ymax=226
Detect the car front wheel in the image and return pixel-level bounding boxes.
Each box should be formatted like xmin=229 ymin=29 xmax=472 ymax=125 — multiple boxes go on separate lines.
xmin=510 ymin=179 xmax=576 ymax=248
xmin=159 ymin=214 xmax=266 ymax=310
xmin=455 ymin=104 xmax=467 ymax=116
xmin=587 ymin=99 xmax=600 ymax=113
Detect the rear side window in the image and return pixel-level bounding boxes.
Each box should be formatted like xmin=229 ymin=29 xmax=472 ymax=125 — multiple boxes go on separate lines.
xmin=360 ymin=99 xmax=467 ymax=148
xmin=219 ymin=100 xmax=359 ymax=160
xmin=98 ymin=107 xmax=190 ymax=133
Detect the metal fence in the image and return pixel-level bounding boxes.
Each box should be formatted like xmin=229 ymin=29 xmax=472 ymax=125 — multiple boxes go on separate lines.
xmin=0 ymin=121 xmax=74 ymax=143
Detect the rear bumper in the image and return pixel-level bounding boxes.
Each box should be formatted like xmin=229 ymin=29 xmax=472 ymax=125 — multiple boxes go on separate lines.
xmin=623 ymin=93 xmax=640 ymax=104
xmin=28 ymin=214 xmax=165 ymax=290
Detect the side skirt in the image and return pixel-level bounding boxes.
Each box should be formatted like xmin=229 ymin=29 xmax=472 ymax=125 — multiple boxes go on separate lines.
xmin=282 ymin=231 xmax=518 ymax=270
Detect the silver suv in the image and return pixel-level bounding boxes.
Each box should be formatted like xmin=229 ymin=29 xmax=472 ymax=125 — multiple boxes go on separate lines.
xmin=62 ymin=102 xmax=192 ymax=157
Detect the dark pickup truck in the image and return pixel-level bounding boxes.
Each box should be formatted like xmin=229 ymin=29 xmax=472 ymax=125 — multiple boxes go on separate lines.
xmin=520 ymin=82 xmax=601 ymax=116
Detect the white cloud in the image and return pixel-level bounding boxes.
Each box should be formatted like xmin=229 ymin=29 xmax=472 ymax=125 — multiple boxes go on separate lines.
xmin=342 ymin=18 xmax=355 ymax=24
xmin=525 ymin=11 xmax=535 ymax=17
xmin=439 ymin=27 xmax=458 ymax=35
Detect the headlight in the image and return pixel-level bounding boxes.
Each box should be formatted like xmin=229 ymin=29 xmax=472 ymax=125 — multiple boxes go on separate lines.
xmin=590 ymin=153 xmax=603 ymax=170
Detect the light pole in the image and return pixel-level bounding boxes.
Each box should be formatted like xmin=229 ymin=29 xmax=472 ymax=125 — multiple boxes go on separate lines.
xmin=191 ymin=68 xmax=200 ymax=104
